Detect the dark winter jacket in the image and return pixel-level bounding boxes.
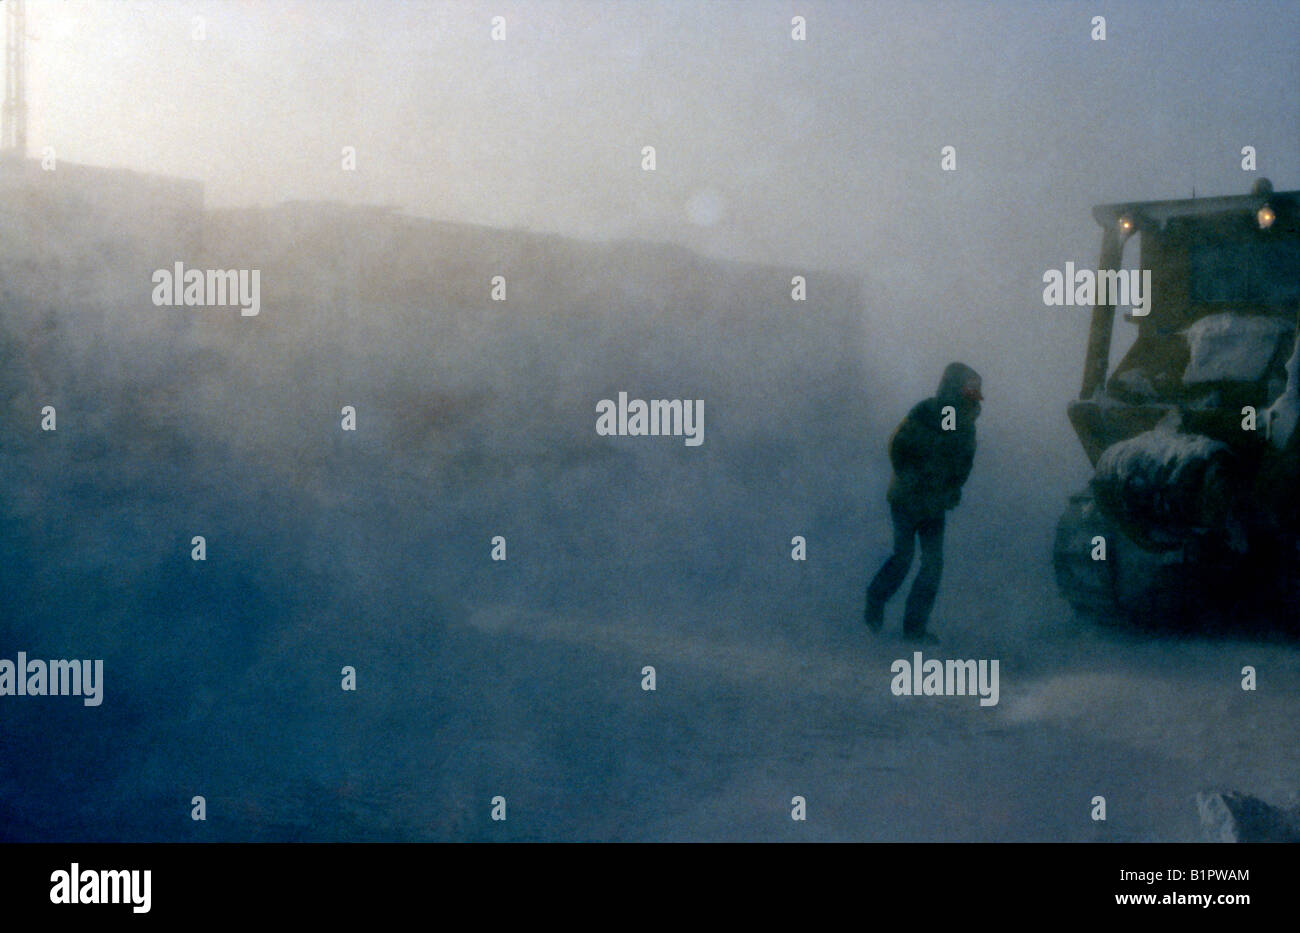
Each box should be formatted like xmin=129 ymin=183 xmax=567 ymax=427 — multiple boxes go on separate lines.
xmin=886 ymin=363 xmax=981 ymax=520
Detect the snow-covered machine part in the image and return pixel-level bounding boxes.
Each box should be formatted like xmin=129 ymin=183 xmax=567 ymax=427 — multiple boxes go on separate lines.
xmin=1264 ymin=327 xmax=1300 ymax=450
xmin=1057 ymin=180 xmax=1300 ymax=624
xmin=1092 ymin=420 xmax=1234 ymax=550
xmin=1181 ymin=312 xmax=1293 ymax=386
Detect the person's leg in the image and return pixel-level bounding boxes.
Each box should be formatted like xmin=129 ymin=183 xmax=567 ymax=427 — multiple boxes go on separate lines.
xmin=865 ymin=504 xmax=918 ymax=628
xmin=902 ymin=513 xmax=946 ymax=636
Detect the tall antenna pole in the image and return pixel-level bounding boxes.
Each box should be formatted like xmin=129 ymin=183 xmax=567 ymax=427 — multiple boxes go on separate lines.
xmin=3 ymin=0 xmax=27 ymax=156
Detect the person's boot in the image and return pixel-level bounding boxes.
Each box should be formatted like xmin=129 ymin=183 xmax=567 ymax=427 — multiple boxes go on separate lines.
xmin=864 ymin=598 xmax=884 ymax=632
xmin=902 ymin=581 xmax=940 ymax=644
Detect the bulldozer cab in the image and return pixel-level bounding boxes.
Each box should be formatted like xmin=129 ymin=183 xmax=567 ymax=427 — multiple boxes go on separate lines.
xmin=1055 ymin=179 xmax=1300 ymax=625
xmin=1070 ymin=179 xmax=1300 ymax=464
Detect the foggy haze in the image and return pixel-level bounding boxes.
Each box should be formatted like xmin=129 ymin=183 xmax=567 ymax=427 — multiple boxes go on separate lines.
xmin=23 ymin=1 xmax=1300 ymax=414
xmin=1 ymin=0 xmax=1298 ymax=843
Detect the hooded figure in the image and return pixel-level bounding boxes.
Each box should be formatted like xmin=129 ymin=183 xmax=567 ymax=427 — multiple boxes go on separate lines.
xmin=865 ymin=362 xmax=982 ymax=641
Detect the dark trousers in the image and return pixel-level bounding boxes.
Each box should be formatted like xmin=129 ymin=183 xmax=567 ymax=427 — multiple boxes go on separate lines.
xmin=866 ymin=503 xmax=945 ymax=634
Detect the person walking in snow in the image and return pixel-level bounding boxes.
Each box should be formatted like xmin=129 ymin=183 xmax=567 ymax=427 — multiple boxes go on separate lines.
xmin=864 ymin=362 xmax=982 ymax=643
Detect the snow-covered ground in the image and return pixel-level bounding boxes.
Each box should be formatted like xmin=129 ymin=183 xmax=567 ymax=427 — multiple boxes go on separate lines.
xmin=1 ymin=219 xmax=1297 ymax=842
xmin=3 ymin=394 xmax=1296 ymax=842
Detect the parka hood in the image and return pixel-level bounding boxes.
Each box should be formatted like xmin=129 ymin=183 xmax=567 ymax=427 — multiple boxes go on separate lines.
xmin=937 ymin=362 xmax=982 ymax=402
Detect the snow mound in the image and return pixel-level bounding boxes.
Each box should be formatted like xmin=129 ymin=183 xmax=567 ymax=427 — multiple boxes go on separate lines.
xmin=1181 ymin=312 xmax=1291 ymax=385
xmin=1111 ymin=368 xmax=1158 ymax=399
xmin=1097 ymin=416 xmax=1228 ymax=492
xmin=1093 ymin=414 xmax=1233 ymax=541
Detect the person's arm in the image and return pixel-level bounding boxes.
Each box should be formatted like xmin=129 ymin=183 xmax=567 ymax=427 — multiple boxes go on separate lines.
xmin=951 ymin=443 xmax=975 ymax=489
xmin=889 ymin=408 xmax=931 ymax=474
xmin=940 ymin=440 xmax=975 ymax=508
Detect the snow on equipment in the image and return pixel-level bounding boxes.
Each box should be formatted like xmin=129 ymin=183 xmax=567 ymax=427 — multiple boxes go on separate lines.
xmin=1053 ymin=179 xmax=1300 ymax=624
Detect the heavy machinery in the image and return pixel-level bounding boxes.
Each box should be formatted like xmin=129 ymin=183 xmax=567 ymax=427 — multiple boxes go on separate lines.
xmin=1053 ymin=178 xmax=1300 ymax=624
